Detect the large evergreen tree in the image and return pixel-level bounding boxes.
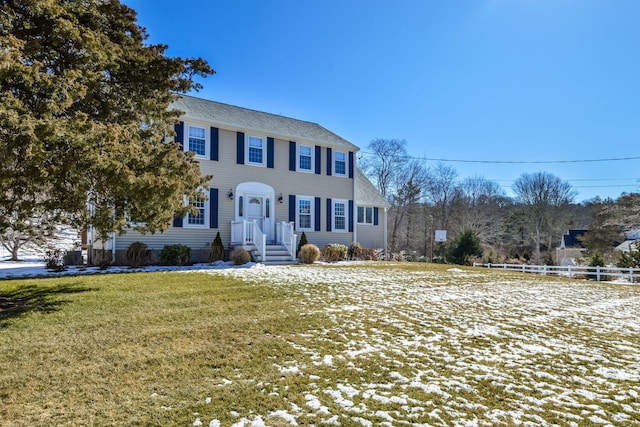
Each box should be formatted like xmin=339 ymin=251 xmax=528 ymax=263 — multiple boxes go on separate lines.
xmin=447 ymin=229 xmax=483 ymax=265
xmin=0 ymin=0 xmax=214 ymax=255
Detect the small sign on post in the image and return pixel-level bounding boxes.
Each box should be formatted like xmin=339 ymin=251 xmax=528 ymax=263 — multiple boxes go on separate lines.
xmin=435 ymin=230 xmax=447 ymax=242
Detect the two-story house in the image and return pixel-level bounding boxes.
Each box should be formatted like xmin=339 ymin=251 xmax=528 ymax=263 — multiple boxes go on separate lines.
xmin=96 ymin=95 xmax=389 ymax=264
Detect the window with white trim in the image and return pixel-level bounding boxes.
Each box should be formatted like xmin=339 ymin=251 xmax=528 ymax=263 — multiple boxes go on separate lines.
xmin=357 ymin=206 xmax=374 ymax=225
xmin=298 ymin=145 xmax=313 ymax=172
xmin=186 ymin=189 xmax=209 ymax=228
xmin=187 ymin=125 xmax=207 ymax=158
xmin=334 ymin=151 xmax=347 ymax=176
xmin=246 ymin=135 xmax=265 ymax=166
xmin=333 ymin=199 xmax=347 ymax=232
xmin=297 ymin=197 xmax=313 ymax=231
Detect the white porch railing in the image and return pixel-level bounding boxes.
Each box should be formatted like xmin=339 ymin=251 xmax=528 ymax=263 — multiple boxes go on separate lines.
xmin=251 ymin=221 xmax=266 ymax=262
xmin=231 ymin=220 xmax=266 ymax=262
xmin=473 ymin=262 xmax=639 ymax=283
xmin=277 ymin=221 xmax=298 ymax=260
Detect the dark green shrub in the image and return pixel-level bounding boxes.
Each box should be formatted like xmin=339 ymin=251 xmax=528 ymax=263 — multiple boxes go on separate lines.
xmin=447 ymin=229 xmax=483 ymax=265
xmin=347 ymin=241 xmax=362 ymax=260
xmin=231 ymin=247 xmax=251 ymax=265
xmin=588 ymin=251 xmax=605 ymax=267
xmin=159 ymin=244 xmax=192 ymax=266
xmin=297 ymin=232 xmax=308 ymax=256
xmin=125 ymin=241 xmax=151 ymax=268
xmin=298 ymin=244 xmax=320 ymax=264
xmin=322 ymin=244 xmax=347 ymax=262
xmin=617 ymin=244 xmax=640 ymax=268
xmin=210 ymin=231 xmax=225 ymax=261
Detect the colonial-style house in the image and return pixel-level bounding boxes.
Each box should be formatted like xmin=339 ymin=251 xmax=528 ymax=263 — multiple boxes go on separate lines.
xmin=93 ymin=95 xmax=389 ymax=264
xmin=556 ymin=229 xmax=588 ymax=265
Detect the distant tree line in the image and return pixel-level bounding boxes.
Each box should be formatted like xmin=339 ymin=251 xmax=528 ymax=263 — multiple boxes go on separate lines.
xmin=360 ymin=139 xmax=640 ymax=266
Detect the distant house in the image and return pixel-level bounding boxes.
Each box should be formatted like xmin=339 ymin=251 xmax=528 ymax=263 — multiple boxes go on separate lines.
xmin=556 ymin=229 xmax=588 ymax=265
xmin=615 ymin=229 xmax=640 ymax=253
xmin=90 ymin=95 xmax=389 ymax=264
xmin=615 ymin=240 xmax=638 ymax=253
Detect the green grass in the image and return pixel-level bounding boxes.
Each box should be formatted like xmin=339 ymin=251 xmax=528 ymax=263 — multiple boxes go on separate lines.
xmin=1 ymin=263 xmax=638 ymax=426
xmin=0 ymin=272 xmax=314 ymax=426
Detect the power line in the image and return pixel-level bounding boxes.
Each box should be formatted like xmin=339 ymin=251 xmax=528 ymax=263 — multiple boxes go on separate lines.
xmin=359 ymin=151 xmax=640 ymax=164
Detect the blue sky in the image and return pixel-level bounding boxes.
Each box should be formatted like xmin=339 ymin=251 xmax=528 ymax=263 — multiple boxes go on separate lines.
xmin=123 ymin=0 xmax=640 ymax=202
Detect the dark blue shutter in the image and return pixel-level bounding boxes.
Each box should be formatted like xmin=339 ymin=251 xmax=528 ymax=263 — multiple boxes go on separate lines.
xmin=174 ymin=121 xmax=184 ymax=150
xmin=289 ymin=195 xmax=296 ymax=223
xmin=314 ymin=197 xmax=321 ymax=231
xmin=374 ymin=207 xmax=379 ymax=225
xmin=210 ymin=127 xmax=219 ymax=161
xmin=209 ymin=188 xmax=218 ymax=228
xmin=173 ymin=216 xmax=183 ymax=228
xmin=289 ymin=141 xmax=296 ymax=171
xmin=315 ymin=146 xmax=321 ymax=174
xmin=326 ymin=147 xmax=332 ymax=176
xmin=267 ymin=137 xmax=274 ymax=168
xmin=348 ymin=200 xmax=354 ymax=232
xmin=326 ymin=198 xmax=332 ymax=231
xmin=236 ymin=132 xmax=245 ymax=164
xmin=348 ymin=152 xmax=354 ymax=179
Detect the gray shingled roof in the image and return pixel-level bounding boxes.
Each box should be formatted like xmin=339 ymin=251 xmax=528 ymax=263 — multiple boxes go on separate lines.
xmin=172 ymin=95 xmax=358 ymax=151
xmin=357 ymin=168 xmax=391 ymax=208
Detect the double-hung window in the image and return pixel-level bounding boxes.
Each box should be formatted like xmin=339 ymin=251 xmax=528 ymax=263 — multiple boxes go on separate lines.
xmin=298 ymin=145 xmax=313 ymax=172
xmin=333 ymin=199 xmax=347 ymax=232
xmin=297 ymin=197 xmax=313 ymax=231
xmin=188 ymin=125 xmax=207 ymax=158
xmin=357 ymin=206 xmax=374 ymax=225
xmin=247 ymin=135 xmax=265 ymax=166
xmin=334 ymin=151 xmax=347 ymax=176
xmin=186 ymin=189 xmax=209 ymax=228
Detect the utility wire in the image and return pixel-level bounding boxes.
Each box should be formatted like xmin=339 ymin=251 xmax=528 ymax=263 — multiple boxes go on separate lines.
xmin=359 ymin=151 xmax=640 ymax=164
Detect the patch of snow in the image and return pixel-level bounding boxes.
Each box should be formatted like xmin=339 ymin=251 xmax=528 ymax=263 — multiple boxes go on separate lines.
xmin=269 ymin=410 xmax=298 ymax=425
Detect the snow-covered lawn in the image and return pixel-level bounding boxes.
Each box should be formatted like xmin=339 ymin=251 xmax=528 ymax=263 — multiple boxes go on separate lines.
xmin=199 ymin=264 xmax=640 ymax=427
xmin=1 ymin=261 xmax=638 ymax=426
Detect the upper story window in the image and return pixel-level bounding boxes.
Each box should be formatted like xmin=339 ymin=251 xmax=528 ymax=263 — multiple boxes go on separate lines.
xmin=334 ymin=151 xmax=347 ymax=176
xmin=357 ymin=206 xmax=374 ymax=225
xmin=186 ymin=189 xmax=209 ymax=228
xmin=188 ymin=125 xmax=207 ymax=158
xmin=298 ymin=145 xmax=313 ymax=172
xmin=247 ymin=135 xmax=265 ymax=166
xmin=297 ymin=197 xmax=313 ymax=231
xmin=333 ymin=199 xmax=347 ymax=232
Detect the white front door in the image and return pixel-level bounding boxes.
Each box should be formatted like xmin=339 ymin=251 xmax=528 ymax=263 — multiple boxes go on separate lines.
xmin=245 ymin=194 xmax=274 ymax=243
xmin=247 ymin=195 xmax=264 ymax=230
xmin=235 ymin=182 xmax=276 ymax=244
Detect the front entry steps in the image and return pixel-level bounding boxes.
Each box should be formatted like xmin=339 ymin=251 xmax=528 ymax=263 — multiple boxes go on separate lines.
xmin=250 ymin=244 xmax=298 ymax=265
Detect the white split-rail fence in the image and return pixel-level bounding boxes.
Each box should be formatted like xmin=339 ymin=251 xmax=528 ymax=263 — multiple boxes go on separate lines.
xmin=473 ymin=262 xmax=639 ymax=284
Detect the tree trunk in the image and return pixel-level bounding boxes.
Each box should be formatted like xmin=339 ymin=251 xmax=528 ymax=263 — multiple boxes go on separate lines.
xmin=10 ymin=245 xmax=19 ymax=262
